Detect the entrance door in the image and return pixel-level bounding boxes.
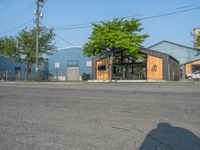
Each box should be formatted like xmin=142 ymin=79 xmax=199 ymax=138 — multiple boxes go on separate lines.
xmin=67 ymin=67 xmax=79 ymax=81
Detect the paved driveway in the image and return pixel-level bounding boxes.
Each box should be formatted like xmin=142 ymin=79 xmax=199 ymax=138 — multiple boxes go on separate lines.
xmin=0 ymin=82 xmax=200 ymax=150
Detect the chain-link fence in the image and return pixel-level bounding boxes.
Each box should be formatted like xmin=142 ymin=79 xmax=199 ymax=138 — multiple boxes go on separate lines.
xmin=0 ymin=67 xmax=179 ymax=81
xmin=0 ymin=70 xmax=48 ymax=81
xmin=0 ymin=69 xmax=91 ymax=81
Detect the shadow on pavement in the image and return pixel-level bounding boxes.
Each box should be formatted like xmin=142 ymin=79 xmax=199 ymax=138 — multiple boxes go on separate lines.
xmin=139 ymin=122 xmax=200 ymax=150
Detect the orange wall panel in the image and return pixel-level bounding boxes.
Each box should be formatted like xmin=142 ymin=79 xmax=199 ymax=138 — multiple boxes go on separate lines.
xmin=147 ymin=55 xmax=163 ymax=80
xmin=96 ymin=58 xmax=109 ymax=80
xmin=185 ymin=64 xmax=191 ymax=75
xmin=185 ymin=60 xmax=200 ymax=75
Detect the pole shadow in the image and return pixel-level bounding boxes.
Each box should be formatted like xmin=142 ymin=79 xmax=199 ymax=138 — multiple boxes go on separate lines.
xmin=139 ymin=122 xmax=200 ymax=150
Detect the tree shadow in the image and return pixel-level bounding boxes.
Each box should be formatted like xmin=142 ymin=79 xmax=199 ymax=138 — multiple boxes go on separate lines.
xmin=139 ymin=122 xmax=200 ymax=150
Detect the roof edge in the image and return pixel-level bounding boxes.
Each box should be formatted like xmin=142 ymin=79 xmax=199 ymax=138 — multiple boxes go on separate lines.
xmin=184 ymin=58 xmax=200 ymax=65
xmin=141 ymin=48 xmax=180 ymax=63
xmin=57 ymin=46 xmax=83 ymax=51
xmin=148 ymin=40 xmax=199 ymax=51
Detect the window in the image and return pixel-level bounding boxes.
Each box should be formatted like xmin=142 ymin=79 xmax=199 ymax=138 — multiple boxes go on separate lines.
xmin=98 ymin=64 xmax=106 ymax=71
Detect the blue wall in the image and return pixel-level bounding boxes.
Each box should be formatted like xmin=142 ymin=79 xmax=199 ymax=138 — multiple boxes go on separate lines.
xmin=1 ymin=47 xmax=91 ymax=80
xmin=149 ymin=41 xmax=200 ymax=65
xmin=48 ymin=47 xmax=91 ymax=78
xmin=0 ymin=56 xmax=48 ymax=80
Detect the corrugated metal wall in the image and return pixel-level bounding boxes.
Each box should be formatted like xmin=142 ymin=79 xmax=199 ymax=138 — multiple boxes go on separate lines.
xmin=149 ymin=41 xmax=200 ymax=65
xmin=48 ymin=47 xmax=92 ymax=80
xmin=0 ymin=56 xmax=48 ymax=80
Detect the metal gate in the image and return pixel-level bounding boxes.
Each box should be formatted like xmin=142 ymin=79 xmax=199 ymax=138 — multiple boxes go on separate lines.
xmin=67 ymin=67 xmax=79 ymax=81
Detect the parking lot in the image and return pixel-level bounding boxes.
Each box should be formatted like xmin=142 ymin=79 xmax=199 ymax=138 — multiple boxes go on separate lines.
xmin=0 ymin=82 xmax=200 ymax=150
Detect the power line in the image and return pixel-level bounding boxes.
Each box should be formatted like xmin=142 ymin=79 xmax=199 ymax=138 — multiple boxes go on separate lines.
xmin=54 ymin=25 xmax=92 ymax=30
xmin=52 ymin=5 xmax=200 ymax=31
xmin=55 ymin=34 xmax=74 ymax=46
xmin=1 ymin=3 xmax=200 ymax=35
xmin=40 ymin=22 xmax=75 ymax=46
xmin=55 ymin=3 xmax=200 ymax=30
xmin=53 ymin=15 xmax=143 ymax=30
xmin=141 ymin=6 xmax=200 ymax=20
xmin=0 ymin=19 xmax=34 ymax=36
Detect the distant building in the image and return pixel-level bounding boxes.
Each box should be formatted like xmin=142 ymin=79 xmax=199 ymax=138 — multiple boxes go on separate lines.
xmin=48 ymin=47 xmax=92 ymax=81
xmin=148 ymin=40 xmax=200 ymax=78
xmin=0 ymin=56 xmax=48 ymax=81
xmin=184 ymin=59 xmax=200 ymax=77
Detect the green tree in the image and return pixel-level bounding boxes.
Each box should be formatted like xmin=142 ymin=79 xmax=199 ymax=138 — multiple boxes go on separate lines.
xmin=0 ymin=36 xmax=20 ymax=61
xmin=194 ymin=34 xmax=200 ymax=50
xmin=83 ymin=18 xmax=149 ymax=81
xmin=16 ymin=27 xmax=56 ymax=80
xmin=0 ymin=27 xmax=55 ymax=80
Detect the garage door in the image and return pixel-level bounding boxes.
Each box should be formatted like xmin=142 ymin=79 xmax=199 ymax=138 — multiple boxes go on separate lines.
xmin=67 ymin=67 xmax=79 ymax=81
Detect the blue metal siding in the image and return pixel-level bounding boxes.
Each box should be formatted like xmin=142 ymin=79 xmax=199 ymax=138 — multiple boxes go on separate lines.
xmin=149 ymin=41 xmax=200 ymax=65
xmin=48 ymin=47 xmax=91 ymax=77
xmin=0 ymin=56 xmax=48 ymax=80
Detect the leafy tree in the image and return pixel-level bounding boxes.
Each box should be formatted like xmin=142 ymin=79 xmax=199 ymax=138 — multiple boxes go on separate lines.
xmin=194 ymin=34 xmax=200 ymax=50
xmin=0 ymin=36 xmax=20 ymax=61
xmin=16 ymin=27 xmax=55 ymax=80
xmin=0 ymin=27 xmax=55 ymax=80
xmin=83 ymin=18 xmax=149 ymax=81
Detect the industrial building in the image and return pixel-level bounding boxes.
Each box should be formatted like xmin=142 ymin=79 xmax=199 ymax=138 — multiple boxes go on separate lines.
xmin=92 ymin=49 xmax=180 ymax=81
xmin=0 ymin=47 xmax=91 ymax=81
xmin=0 ymin=56 xmax=48 ymax=81
xmin=1 ymin=40 xmax=199 ymax=81
xmin=48 ymin=47 xmax=92 ymax=81
xmin=148 ymin=40 xmax=200 ymax=78
xmin=184 ymin=59 xmax=200 ymax=76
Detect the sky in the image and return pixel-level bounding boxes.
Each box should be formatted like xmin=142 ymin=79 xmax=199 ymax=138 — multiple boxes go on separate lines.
xmin=0 ymin=0 xmax=200 ymax=49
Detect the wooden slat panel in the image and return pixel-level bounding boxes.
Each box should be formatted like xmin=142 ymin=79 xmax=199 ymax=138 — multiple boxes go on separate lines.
xmin=96 ymin=58 xmax=109 ymax=80
xmin=185 ymin=60 xmax=200 ymax=74
xmin=147 ymin=55 xmax=163 ymax=80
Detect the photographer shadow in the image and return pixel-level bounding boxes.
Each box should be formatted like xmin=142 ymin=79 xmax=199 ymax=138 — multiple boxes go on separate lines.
xmin=139 ymin=122 xmax=200 ymax=150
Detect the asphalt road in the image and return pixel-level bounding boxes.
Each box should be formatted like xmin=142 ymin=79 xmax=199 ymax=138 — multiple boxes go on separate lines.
xmin=0 ymin=82 xmax=200 ymax=150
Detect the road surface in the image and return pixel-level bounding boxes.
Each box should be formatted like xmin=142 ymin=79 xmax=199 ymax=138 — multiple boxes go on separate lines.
xmin=0 ymin=82 xmax=200 ymax=150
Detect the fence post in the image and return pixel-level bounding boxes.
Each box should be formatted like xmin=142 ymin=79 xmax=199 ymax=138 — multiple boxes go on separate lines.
xmin=18 ymin=69 xmax=21 ymax=81
xmin=6 ymin=70 xmax=8 ymax=81
xmin=56 ymin=69 xmax=58 ymax=81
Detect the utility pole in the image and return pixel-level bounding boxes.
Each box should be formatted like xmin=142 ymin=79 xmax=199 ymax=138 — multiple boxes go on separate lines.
xmin=35 ymin=0 xmax=45 ymax=81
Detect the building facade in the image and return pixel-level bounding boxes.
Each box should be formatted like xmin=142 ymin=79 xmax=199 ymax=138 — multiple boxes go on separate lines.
xmin=184 ymin=59 xmax=200 ymax=76
xmin=0 ymin=56 xmax=48 ymax=81
xmin=48 ymin=47 xmax=92 ymax=81
xmin=92 ymin=49 xmax=180 ymax=81
xmin=148 ymin=40 xmax=200 ymax=78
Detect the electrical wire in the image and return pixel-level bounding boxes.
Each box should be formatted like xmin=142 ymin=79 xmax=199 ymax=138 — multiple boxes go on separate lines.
xmin=55 ymin=34 xmax=74 ymax=46
xmin=141 ymin=6 xmax=200 ymax=20
xmin=1 ymin=3 xmax=200 ymax=35
xmin=52 ymin=5 xmax=200 ymax=31
xmin=0 ymin=19 xmax=34 ymax=36
xmin=40 ymin=22 xmax=75 ymax=46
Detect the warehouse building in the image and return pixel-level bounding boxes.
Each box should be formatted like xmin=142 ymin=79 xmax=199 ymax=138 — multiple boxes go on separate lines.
xmin=48 ymin=47 xmax=92 ymax=81
xmin=148 ymin=40 xmax=200 ymax=78
xmin=184 ymin=59 xmax=200 ymax=76
xmin=0 ymin=56 xmax=48 ymax=81
xmin=92 ymin=49 xmax=180 ymax=81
